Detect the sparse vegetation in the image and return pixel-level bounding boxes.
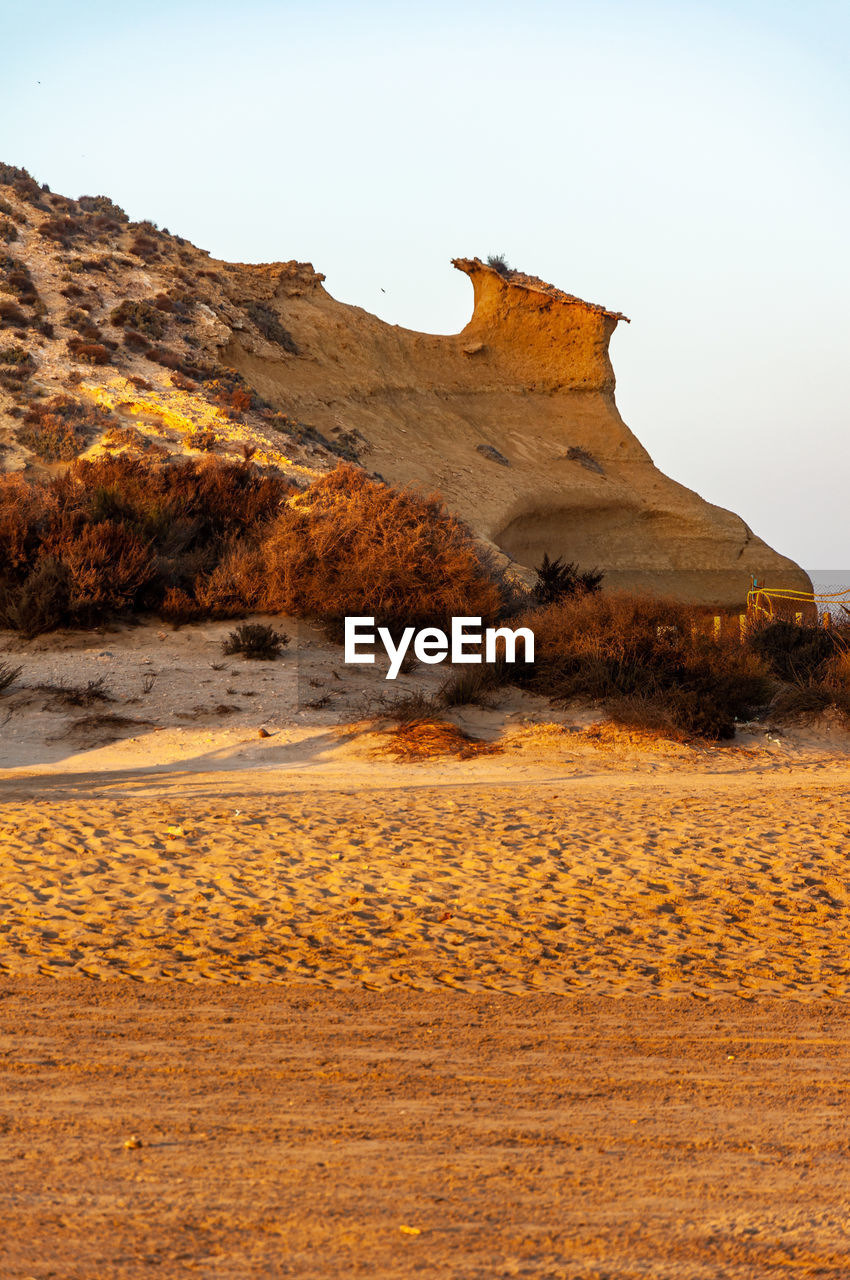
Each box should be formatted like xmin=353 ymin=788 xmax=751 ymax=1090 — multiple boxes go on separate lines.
xmin=223 ymin=623 xmax=290 ymax=660
xmin=534 ymin=553 xmax=603 ymax=604
xmin=186 ymin=429 xmax=217 ymax=452
xmin=243 ymin=302 xmax=298 ymax=354
xmin=515 ymin=593 xmax=775 ymax=740
xmin=110 ymin=299 xmax=168 ymax=339
xmin=487 ymin=254 xmax=511 ymax=277
xmin=0 ymin=661 xmax=21 ymax=694
xmin=17 ymin=394 xmax=111 ymax=461
xmin=66 ymin=338 xmax=111 ymax=365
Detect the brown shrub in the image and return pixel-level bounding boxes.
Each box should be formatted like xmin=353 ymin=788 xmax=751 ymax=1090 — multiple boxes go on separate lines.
xmin=515 ymin=593 xmax=773 ymax=740
xmin=53 ymin=521 xmax=154 ymax=615
xmin=110 ymin=299 xmax=167 ymax=338
xmin=17 ymin=395 xmax=111 ymax=461
xmin=0 ymin=220 xmax=18 ymax=243
xmin=0 ymin=456 xmax=495 ymax=637
xmin=0 ymin=300 xmax=28 ymax=329
xmin=123 ymin=329 xmax=151 ymax=352
xmin=145 ymin=346 xmax=184 ymax=370
xmin=39 ymin=216 xmax=86 ymax=246
xmin=187 ymin=429 xmax=217 ymax=452
xmin=67 ymin=339 xmax=111 ymax=365
xmin=258 ymin=464 xmax=501 ymax=631
xmin=129 ymin=234 xmax=158 ymax=261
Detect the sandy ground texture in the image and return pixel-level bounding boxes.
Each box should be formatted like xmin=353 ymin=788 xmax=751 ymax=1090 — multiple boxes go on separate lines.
xmin=3 ymin=620 xmax=850 ymax=1275
xmin=2 ymin=983 xmax=850 ymax=1280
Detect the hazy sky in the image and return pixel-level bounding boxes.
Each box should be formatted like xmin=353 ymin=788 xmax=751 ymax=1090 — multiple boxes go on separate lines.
xmin=3 ymin=0 xmax=848 ymax=568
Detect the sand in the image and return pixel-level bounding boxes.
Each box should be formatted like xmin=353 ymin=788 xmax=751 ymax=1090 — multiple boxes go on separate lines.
xmin=1 ymin=769 xmax=850 ymax=997
xmin=3 ymin=619 xmax=850 ymax=1275
xmin=2 ymin=984 xmax=850 ymax=1279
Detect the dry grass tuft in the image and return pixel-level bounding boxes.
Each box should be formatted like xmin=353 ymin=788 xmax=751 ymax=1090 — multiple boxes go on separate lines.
xmin=376 ymin=718 xmax=502 ymax=761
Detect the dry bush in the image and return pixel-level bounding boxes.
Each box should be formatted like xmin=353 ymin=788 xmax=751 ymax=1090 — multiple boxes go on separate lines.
xmin=187 ymin=429 xmax=217 ymax=452
xmin=0 ymin=456 xmax=498 ymax=638
xmin=259 ymin=464 xmax=501 ymax=632
xmin=222 ymin=622 xmax=289 ymax=660
xmin=0 ymin=661 xmax=21 ymax=694
xmin=749 ymin=619 xmax=850 ymax=723
xmin=378 ymin=719 xmax=501 ymax=761
xmin=1 ymin=255 xmax=40 ymax=307
xmin=0 ymin=344 xmax=36 ymax=390
xmin=438 ymin=664 xmax=508 ymax=707
xmin=0 ymin=299 xmax=28 ymax=329
xmin=67 ymin=339 xmax=111 ymax=365
xmin=48 ymin=521 xmax=155 ymax=617
xmin=129 ymin=234 xmax=158 ymax=262
xmin=38 ymin=216 xmax=87 ymax=246
xmin=243 ymin=302 xmax=298 ymax=354
xmin=110 ymin=299 xmax=167 ymax=339
xmin=0 ymin=219 xmax=18 ymax=243
xmin=747 ymin=618 xmax=844 ymax=683
xmin=18 ymin=394 xmax=109 ymax=461
xmin=517 ymin=593 xmax=773 ymax=740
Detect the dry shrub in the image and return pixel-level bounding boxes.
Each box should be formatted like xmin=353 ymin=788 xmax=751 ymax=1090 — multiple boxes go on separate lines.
xmin=67 ymin=339 xmax=111 ymax=365
xmin=0 ymin=219 xmax=18 ymax=243
xmin=222 ymin=622 xmax=289 ymax=660
xmin=129 ymin=234 xmax=158 ymax=262
xmin=110 ymin=299 xmax=167 ymax=339
xmin=0 ymin=455 xmax=293 ymax=632
xmin=18 ymin=394 xmax=110 ymax=462
xmin=38 ymin=216 xmax=87 ymax=246
xmin=0 ymin=557 xmax=72 ymax=636
xmin=0 ymin=457 xmax=499 ymax=638
xmin=747 ymin=618 xmax=844 ymax=683
xmin=243 ymin=302 xmax=298 ymax=354
xmin=49 ymin=521 xmax=154 ymax=616
xmin=260 ymin=464 xmax=501 ymax=632
xmin=0 ymin=299 xmax=28 ymax=329
xmin=378 ymin=719 xmax=501 ymax=761
xmin=518 ymin=593 xmax=773 ymax=740
xmin=0 ymin=661 xmax=21 ymax=693
xmin=751 ymin=620 xmax=850 ymax=723
xmin=187 ymin=428 xmax=217 ymax=452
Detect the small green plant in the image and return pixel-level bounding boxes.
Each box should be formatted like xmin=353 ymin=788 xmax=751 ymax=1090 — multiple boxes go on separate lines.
xmin=534 ymin=553 xmax=603 ymax=604
xmin=223 ymin=623 xmax=290 ymax=660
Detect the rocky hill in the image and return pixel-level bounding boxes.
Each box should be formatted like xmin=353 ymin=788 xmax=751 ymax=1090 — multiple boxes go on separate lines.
xmin=0 ymin=164 xmax=808 ymax=604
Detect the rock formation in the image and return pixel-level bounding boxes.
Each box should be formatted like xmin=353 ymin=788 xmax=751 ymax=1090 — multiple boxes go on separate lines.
xmin=0 ymin=164 xmax=809 ymax=605
xmin=226 ymin=256 xmax=808 ymax=604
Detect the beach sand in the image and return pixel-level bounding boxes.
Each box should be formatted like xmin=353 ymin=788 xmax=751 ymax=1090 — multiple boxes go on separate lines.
xmin=2 ymin=620 xmax=850 ymax=1275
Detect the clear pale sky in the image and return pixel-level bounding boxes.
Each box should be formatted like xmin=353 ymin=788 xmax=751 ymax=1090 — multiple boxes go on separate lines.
xmin=3 ymin=0 xmax=848 ymax=568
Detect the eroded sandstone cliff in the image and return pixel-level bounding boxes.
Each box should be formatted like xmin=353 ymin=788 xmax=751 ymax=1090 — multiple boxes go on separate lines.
xmin=225 ymin=256 xmax=808 ymax=604
xmin=0 ymin=164 xmax=808 ymax=605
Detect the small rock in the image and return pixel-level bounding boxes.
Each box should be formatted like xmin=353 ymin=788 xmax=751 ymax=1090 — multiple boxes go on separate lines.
xmin=123 ymin=1135 xmax=143 ymax=1149
xmin=258 ymin=727 xmax=271 ymax=738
